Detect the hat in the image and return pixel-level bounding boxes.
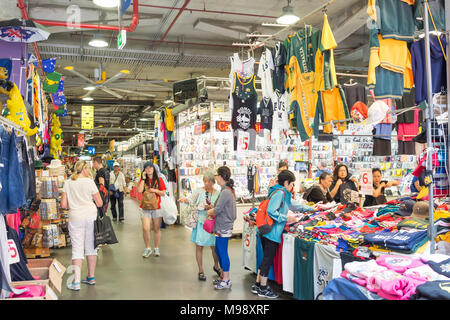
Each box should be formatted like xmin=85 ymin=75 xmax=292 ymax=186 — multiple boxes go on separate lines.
xmin=363 ymin=100 xmax=389 ymax=125
xmin=48 ymin=159 xmax=63 ymax=169
xmin=350 ymin=101 xmax=368 ymax=123
xmin=113 ymin=162 xmax=120 ymax=167
xmin=396 ymin=199 xmax=416 ymax=216
xmin=34 ymin=160 xmax=44 ymax=169
xmin=411 ymin=201 xmax=430 ymax=219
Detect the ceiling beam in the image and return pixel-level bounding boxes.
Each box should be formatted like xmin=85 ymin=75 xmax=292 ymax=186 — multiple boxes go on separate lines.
xmin=193 ymin=19 xmax=248 ymax=40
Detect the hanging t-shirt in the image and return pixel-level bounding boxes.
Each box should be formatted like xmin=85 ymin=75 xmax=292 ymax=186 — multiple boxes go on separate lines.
xmin=229 ymin=53 xmax=255 ymax=112
xmin=165 ymin=107 xmax=175 ymax=132
xmin=7 ymin=225 xmax=33 ymax=282
xmin=395 ymin=87 xmax=416 ymax=123
xmin=242 ymin=221 xmax=257 ymax=273
xmin=293 ymin=237 xmax=315 ymax=300
xmin=257 ymin=48 xmax=274 ymax=98
xmin=313 ymin=243 xmax=341 ymax=300
xmin=398 ymin=109 xmax=420 ymax=141
xmin=272 ymin=42 xmax=287 ymax=94
xmin=282 ymin=233 xmax=295 ymax=293
xmin=271 ymin=90 xmax=289 ymax=142
xmin=257 ymin=97 xmax=273 ymax=131
xmin=343 ymin=83 xmax=367 ymax=109
xmin=63 ymin=178 xmax=99 ymax=222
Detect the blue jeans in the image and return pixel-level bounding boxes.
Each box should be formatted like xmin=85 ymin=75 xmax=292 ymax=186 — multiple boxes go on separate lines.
xmin=0 ymin=129 xmax=26 ymax=214
xmin=16 ymin=136 xmax=34 ymax=201
xmin=110 ymin=192 xmax=124 ymax=220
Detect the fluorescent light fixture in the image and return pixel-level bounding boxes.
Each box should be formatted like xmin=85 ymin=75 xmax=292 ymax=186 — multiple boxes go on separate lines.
xmin=83 ymin=86 xmax=96 ymax=91
xmin=276 ymin=2 xmax=300 ymax=25
xmin=126 ymin=128 xmax=133 ymax=131
xmin=82 ymin=97 xmax=94 ymax=101
xmin=139 ymin=118 xmax=150 ymax=121
xmin=261 ymin=22 xmax=289 ymax=27
xmin=93 ymin=0 xmax=119 ymax=8
xmin=164 ymin=99 xmax=174 ymax=104
xmin=419 ymin=30 xmax=442 ymax=38
xmin=89 ymin=34 xmax=108 ymax=48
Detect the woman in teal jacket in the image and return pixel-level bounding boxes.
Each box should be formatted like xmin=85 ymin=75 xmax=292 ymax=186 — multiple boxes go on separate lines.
xmin=252 ymin=170 xmax=315 ymax=299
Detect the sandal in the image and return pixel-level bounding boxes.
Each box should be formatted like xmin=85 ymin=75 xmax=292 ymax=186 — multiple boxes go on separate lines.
xmin=81 ymin=276 xmax=96 ymax=285
xmin=214 ymin=280 xmax=232 ymax=290
xmin=67 ymin=281 xmax=80 ymax=291
xmin=213 ymin=266 xmax=222 ymax=277
xmin=198 ymin=272 xmax=207 ymax=281
xmin=213 ymin=277 xmax=223 ymax=284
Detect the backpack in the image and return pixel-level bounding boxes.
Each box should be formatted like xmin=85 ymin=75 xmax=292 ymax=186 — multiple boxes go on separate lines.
xmin=255 ymin=189 xmax=284 ymax=235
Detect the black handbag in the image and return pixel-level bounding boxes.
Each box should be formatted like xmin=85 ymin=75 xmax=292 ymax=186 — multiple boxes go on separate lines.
xmin=94 ymin=209 xmax=119 ymax=248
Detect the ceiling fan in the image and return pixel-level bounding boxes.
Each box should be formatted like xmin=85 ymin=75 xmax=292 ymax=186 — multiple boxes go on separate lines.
xmin=63 ymin=63 xmax=157 ymax=100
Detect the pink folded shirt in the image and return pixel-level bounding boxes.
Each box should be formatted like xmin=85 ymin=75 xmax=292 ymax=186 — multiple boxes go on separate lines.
xmin=376 ymin=255 xmax=424 ymax=274
xmin=9 ymin=285 xmax=45 ymax=298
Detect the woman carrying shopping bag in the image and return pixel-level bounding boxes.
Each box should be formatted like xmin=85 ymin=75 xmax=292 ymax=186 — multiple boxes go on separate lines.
xmin=61 ymin=161 xmax=103 ymax=291
xmin=137 ymin=162 xmax=166 ymax=258
xmin=179 ymin=171 xmax=221 ymax=281
xmin=206 ymin=166 xmax=236 ymax=290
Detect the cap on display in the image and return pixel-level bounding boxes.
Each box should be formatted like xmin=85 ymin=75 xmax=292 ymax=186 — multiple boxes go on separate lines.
xmin=411 ymin=201 xmax=430 ymax=219
xmin=363 ymin=100 xmax=389 ymax=126
xmin=396 ymin=199 xmax=416 ymax=216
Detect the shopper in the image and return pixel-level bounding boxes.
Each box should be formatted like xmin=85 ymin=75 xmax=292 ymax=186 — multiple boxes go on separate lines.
xmin=363 ymin=168 xmax=399 ymax=207
xmin=61 ymin=160 xmax=103 ymax=291
xmin=252 ymin=170 xmax=298 ymax=299
xmin=268 ymin=160 xmax=288 ymax=187
xmin=304 ymin=172 xmax=334 ymax=204
xmin=178 ymin=171 xmax=221 ymax=281
xmin=138 ymin=162 xmax=166 ymax=258
xmin=411 ymin=170 xmax=426 ymax=194
xmin=315 ymin=161 xmax=330 ymax=178
xmin=93 ymin=156 xmax=110 ymax=215
xmin=330 ymin=164 xmax=360 ymax=204
xmin=206 ymin=166 xmax=236 ymax=290
xmin=109 ymin=162 xmax=126 ymax=222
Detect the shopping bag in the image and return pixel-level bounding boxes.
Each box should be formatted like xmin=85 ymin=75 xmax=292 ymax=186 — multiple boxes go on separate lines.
xmin=94 ymin=214 xmax=119 ymax=248
xmin=160 ymin=195 xmax=178 ymax=225
xmin=203 ymin=216 xmax=215 ymax=234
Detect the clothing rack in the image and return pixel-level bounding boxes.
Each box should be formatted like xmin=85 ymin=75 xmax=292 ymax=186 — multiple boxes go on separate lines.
xmin=0 ymin=116 xmax=26 ymax=136
xmin=246 ymin=0 xmax=337 ymax=53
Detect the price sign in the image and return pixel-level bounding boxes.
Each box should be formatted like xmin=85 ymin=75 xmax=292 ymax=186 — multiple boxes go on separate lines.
xmin=8 ymin=239 xmax=20 ymax=264
xmin=81 ymin=105 xmax=94 ymax=130
xmin=360 ymin=169 xmax=373 ymax=195
xmin=77 ymin=134 xmax=85 ymax=147
xmin=237 ymin=130 xmax=250 ymax=155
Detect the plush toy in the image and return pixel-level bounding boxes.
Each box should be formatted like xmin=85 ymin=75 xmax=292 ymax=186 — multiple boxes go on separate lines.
xmin=50 ymin=114 xmax=63 ymax=159
xmin=0 ymin=75 xmax=38 ymax=136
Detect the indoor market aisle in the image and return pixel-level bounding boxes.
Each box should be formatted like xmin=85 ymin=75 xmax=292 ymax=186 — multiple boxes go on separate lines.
xmin=52 ymin=197 xmax=292 ymax=300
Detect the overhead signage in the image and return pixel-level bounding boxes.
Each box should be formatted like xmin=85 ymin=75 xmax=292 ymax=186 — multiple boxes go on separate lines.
xmin=117 ymin=29 xmax=126 ymax=50
xmin=81 ymin=105 xmax=94 ymax=130
xmin=194 ymin=122 xmax=210 ymax=135
xmin=216 ymin=121 xmax=231 ymax=132
xmin=77 ymin=134 xmax=85 ymax=147
xmin=88 ymin=146 xmax=96 ymax=155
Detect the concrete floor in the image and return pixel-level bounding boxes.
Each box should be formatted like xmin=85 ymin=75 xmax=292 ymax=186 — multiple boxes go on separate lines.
xmin=52 ymin=198 xmax=293 ymax=300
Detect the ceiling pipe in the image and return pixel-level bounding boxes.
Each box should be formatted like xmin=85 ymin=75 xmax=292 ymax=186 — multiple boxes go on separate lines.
xmin=157 ymin=0 xmax=191 ymax=45
xmin=30 ymin=0 xmax=140 ymax=32
xmin=137 ymin=3 xmax=278 ymax=19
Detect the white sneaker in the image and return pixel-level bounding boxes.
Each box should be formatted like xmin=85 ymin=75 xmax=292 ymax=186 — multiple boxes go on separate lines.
xmin=142 ymin=248 xmax=152 ymax=258
xmin=154 ymin=248 xmax=160 ymax=257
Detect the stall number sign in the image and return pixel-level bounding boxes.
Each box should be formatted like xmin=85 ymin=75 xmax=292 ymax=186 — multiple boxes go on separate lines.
xmin=237 ymin=131 xmax=250 ymax=154
xmin=360 ymin=169 xmax=373 ymax=195
xmin=81 ymin=105 xmax=94 ymax=130
xmin=8 ymin=240 xmax=20 ymax=264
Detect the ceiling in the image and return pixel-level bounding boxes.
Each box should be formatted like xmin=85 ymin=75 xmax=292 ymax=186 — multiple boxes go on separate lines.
xmin=3 ymin=0 xmax=371 ymax=152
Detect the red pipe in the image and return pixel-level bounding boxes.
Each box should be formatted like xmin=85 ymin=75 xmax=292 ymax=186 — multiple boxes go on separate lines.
xmin=137 ymin=3 xmax=278 ymax=19
xmin=158 ymin=0 xmax=191 ymax=44
xmin=31 ymin=0 xmax=140 ymax=32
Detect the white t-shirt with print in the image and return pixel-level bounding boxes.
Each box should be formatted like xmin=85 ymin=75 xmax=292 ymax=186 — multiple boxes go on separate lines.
xmin=257 ymin=48 xmax=274 ymax=99
xmin=63 ymin=178 xmax=99 ymax=222
xmin=271 ymin=90 xmax=289 ymax=142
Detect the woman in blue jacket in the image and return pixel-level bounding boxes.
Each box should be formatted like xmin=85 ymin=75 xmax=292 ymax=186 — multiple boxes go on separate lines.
xmin=252 ymin=170 xmax=314 ymax=299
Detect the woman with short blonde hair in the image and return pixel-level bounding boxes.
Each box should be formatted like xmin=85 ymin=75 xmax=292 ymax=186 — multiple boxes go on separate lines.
xmin=61 ymin=160 xmax=103 ymax=291
xmin=179 ymin=170 xmax=221 ymax=281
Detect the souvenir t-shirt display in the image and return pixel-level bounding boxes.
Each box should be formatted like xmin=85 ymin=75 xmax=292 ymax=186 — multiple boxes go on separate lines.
xmin=257 ymin=48 xmax=274 ymax=98
xmin=271 ymin=90 xmax=289 ymax=142
xmin=257 ymin=97 xmax=273 ymax=131
xmin=343 ymin=82 xmax=367 ymax=109
xmin=272 ymin=42 xmax=287 ymax=94
xmin=229 ymin=53 xmax=255 ymax=112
